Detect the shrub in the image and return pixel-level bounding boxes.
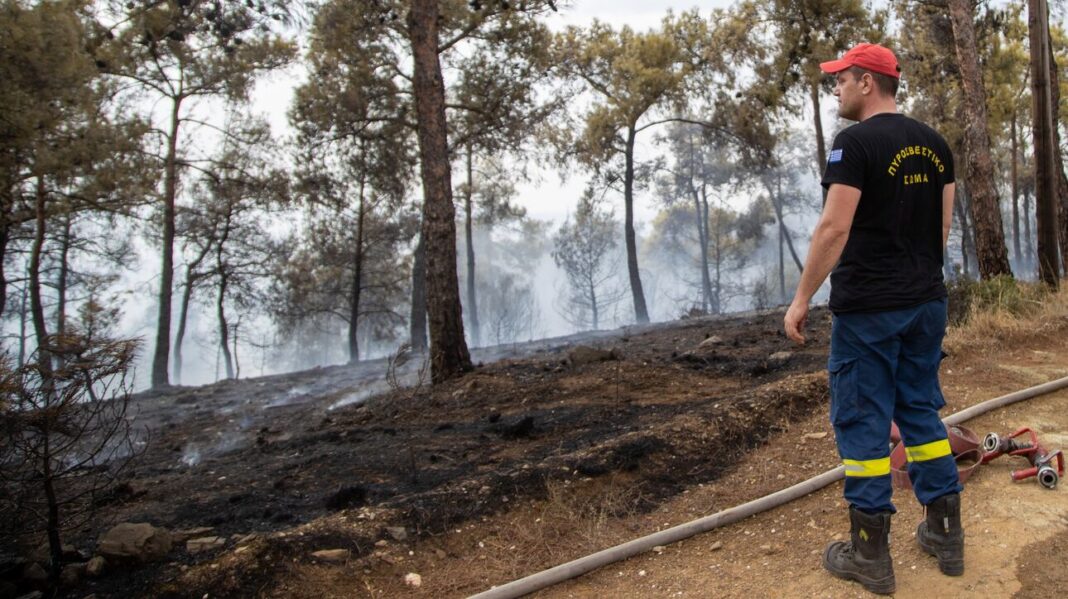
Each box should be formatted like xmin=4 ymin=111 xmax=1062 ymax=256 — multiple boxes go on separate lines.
xmin=945 ymin=275 xmax=1047 ymax=326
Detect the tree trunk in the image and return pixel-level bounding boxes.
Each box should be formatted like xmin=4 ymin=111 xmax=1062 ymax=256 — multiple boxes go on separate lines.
xmin=623 ymin=125 xmax=650 ymax=323
xmin=152 ymin=96 xmax=182 ymax=388
xmin=173 ymin=243 xmax=210 ymax=385
xmin=700 ymin=187 xmax=714 ymax=311
xmin=943 ymin=244 xmax=954 ymax=281
xmin=348 ymin=176 xmax=367 ymax=364
xmin=408 ymin=0 xmax=472 ymax=383
xmin=31 ymin=177 xmax=61 ymax=579
xmin=954 ymin=191 xmax=972 ymax=278
xmin=1046 ymin=30 xmax=1068 ymax=278
xmin=965 ymin=187 xmax=980 ymax=270
xmin=42 ymin=435 xmax=62 ymax=582
xmin=1011 ymin=110 xmax=1021 ymax=264
xmin=49 ymin=212 xmax=73 ymax=370
xmin=0 ymin=211 xmax=8 ymax=324
xmin=712 ymin=208 xmax=723 ymax=314
xmin=464 ymin=145 xmax=480 ymax=346
xmin=588 ymin=278 xmax=599 ymax=330
xmin=55 ymin=212 xmax=72 ymax=341
xmin=686 ymin=131 xmax=712 ymax=313
xmin=778 ymin=215 xmax=786 ymax=301
xmin=1024 ymin=188 xmax=1035 ymax=265
xmin=691 ymin=183 xmax=712 ymax=313
xmin=18 ymin=283 xmax=28 ymax=368
xmin=1029 ymin=0 xmax=1061 ymax=286
xmin=216 ymin=210 xmax=234 ymax=380
xmin=216 ymin=270 xmax=233 ymax=380
xmin=232 ymin=320 xmax=240 ymax=379
xmin=410 ymin=229 xmax=428 ymax=353
xmin=948 ymin=0 xmax=1013 ymax=279
xmin=173 ymin=268 xmax=195 ymax=385
xmin=31 ymin=176 xmax=51 ymax=373
xmin=767 ymin=178 xmax=804 ymax=273
xmin=782 ymin=221 xmax=803 ymax=273
xmin=811 ymin=79 xmax=827 ymax=172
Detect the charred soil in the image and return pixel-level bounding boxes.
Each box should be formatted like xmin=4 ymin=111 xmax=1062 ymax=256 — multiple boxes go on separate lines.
xmin=29 ymin=302 xmax=1068 ymax=599
xmin=50 ymin=308 xmax=829 ymax=598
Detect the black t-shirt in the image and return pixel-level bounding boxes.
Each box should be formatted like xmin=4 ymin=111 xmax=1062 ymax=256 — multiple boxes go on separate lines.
xmin=821 ymin=113 xmax=955 ymax=314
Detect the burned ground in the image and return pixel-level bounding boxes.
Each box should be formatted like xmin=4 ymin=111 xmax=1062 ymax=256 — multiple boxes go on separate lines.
xmin=39 ymin=307 xmax=835 ymax=598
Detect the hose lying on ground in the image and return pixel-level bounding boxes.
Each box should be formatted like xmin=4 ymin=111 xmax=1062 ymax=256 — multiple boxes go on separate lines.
xmin=469 ymin=374 xmax=1068 ymax=599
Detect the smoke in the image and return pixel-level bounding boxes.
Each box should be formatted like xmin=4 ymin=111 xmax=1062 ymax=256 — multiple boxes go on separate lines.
xmin=328 ymin=385 xmax=385 ymax=411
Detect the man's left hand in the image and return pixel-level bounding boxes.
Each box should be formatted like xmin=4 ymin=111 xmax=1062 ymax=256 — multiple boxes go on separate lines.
xmin=784 ymin=301 xmax=809 ymax=345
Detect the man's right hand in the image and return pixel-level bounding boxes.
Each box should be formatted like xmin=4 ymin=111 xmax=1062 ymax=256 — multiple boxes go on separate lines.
xmin=784 ymin=301 xmax=809 ymax=345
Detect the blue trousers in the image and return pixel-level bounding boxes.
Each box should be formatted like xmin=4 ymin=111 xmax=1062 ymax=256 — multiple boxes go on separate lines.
xmin=829 ymin=297 xmax=961 ymax=513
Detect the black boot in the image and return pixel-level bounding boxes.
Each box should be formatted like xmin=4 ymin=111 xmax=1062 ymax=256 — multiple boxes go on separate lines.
xmin=823 ymin=506 xmax=895 ymax=595
xmin=917 ymin=492 xmax=964 ymax=576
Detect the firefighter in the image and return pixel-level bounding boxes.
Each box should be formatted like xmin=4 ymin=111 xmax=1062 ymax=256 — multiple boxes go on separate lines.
xmin=783 ymin=43 xmax=964 ymax=595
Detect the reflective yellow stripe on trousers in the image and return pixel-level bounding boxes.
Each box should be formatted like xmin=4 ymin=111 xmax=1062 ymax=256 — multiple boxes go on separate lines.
xmin=843 ymin=457 xmax=891 ymax=477
xmin=905 ymin=438 xmax=952 ymax=463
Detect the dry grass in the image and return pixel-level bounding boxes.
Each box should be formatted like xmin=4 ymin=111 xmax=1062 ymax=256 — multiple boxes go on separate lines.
xmin=945 ymin=280 xmax=1068 ymax=354
xmin=362 ymin=474 xmax=652 ymax=598
xmin=486 ymin=475 xmax=647 ymax=571
xmin=541 ymin=475 xmax=649 ymax=546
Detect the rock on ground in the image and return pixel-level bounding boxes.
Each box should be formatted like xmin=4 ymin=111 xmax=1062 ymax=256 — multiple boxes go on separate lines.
xmin=186 ymin=537 xmax=226 ymax=554
xmin=97 ymin=523 xmax=173 ymax=563
xmin=311 ymin=549 xmax=350 ymax=563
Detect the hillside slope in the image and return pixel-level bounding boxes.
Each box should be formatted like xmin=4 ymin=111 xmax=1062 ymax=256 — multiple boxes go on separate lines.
xmin=21 ymin=298 xmax=1068 ymax=598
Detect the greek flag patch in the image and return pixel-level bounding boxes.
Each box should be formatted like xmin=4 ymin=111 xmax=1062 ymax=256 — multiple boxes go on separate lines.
xmin=828 ymin=149 xmax=844 ymax=163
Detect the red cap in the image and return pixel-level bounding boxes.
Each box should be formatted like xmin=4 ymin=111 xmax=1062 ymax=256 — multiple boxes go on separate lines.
xmin=819 ymin=43 xmax=900 ymax=79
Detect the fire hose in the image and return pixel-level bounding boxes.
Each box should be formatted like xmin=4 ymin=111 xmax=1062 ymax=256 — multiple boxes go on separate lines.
xmin=468 ymin=374 xmax=1068 ymax=599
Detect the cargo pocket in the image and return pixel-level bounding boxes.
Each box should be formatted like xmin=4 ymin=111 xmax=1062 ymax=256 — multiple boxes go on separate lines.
xmin=828 ymin=357 xmax=860 ymax=425
xmin=932 ymin=350 xmax=949 ymax=410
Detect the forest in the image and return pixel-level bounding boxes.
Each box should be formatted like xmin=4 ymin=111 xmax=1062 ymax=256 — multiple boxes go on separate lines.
xmin=1 ymin=0 xmax=1066 ymax=388
xmin=2 ymin=0 xmax=1068 ymax=592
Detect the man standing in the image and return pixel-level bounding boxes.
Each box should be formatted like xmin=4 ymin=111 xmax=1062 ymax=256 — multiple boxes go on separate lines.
xmin=783 ymin=43 xmax=963 ymax=595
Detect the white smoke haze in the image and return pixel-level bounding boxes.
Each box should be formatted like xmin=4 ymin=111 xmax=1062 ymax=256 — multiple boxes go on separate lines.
xmin=5 ymin=165 xmax=832 ymax=394
xmin=328 ymin=384 xmax=391 ymax=411
xmin=5 ymin=0 xmax=998 ymax=398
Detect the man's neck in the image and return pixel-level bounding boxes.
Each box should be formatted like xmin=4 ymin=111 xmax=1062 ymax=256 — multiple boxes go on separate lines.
xmin=858 ymin=98 xmax=898 ymax=122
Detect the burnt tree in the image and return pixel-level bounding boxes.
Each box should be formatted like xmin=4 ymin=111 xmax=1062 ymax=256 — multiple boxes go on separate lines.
xmin=407 ymin=0 xmax=472 ymax=382
xmin=1046 ymin=30 xmax=1068 ymax=278
xmin=947 ymin=0 xmax=1013 ymax=278
xmin=1028 ymin=0 xmax=1061 ymax=286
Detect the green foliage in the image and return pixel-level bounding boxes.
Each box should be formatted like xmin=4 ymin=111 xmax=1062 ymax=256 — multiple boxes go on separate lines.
xmin=946 ymin=275 xmax=1048 ymax=325
xmin=556 ymin=13 xmax=712 ymax=167
xmin=727 ymin=0 xmax=886 ymax=173
xmin=897 ymin=0 xmax=1035 ymax=164
xmin=298 ymin=0 xmax=557 ymax=159
xmin=0 ymin=0 xmax=147 ymax=205
xmin=94 ymin=0 xmax=297 ymax=100
xmin=736 ymin=0 xmax=886 ymax=103
xmin=1 ymin=0 xmax=93 ymax=174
